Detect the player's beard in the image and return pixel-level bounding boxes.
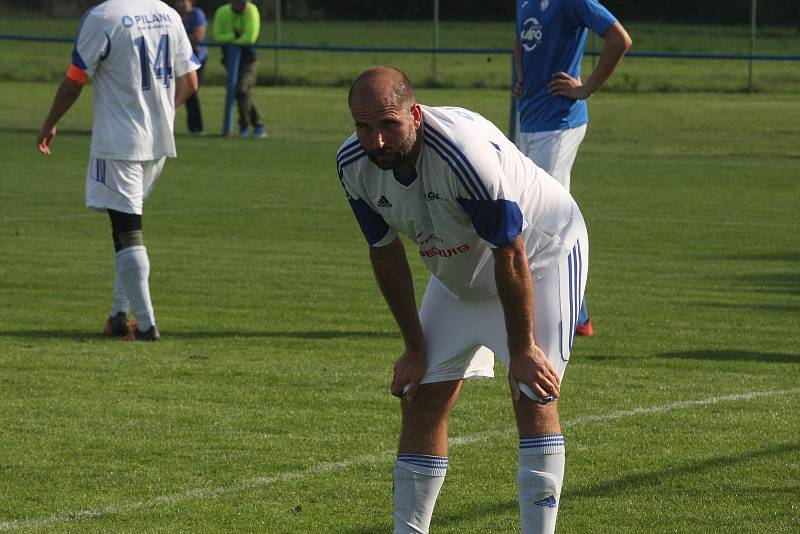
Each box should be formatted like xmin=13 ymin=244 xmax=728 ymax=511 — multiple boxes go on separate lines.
xmin=366 ymin=129 xmax=417 ymax=171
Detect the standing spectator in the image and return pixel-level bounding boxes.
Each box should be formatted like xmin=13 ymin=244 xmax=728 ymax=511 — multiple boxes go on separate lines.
xmin=36 ymin=0 xmax=199 ymax=341
xmin=514 ymin=0 xmax=632 ymax=337
xmin=177 ymin=0 xmax=208 ymax=134
xmin=213 ymin=0 xmax=267 ymax=138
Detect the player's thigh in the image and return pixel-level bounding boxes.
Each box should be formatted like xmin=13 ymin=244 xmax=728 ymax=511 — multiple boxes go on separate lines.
xmin=418 ymin=277 xmax=500 ymax=385
xmin=521 ymin=126 xmax=586 ymax=188
xmin=142 ymin=157 xmax=167 ymax=199
xmin=533 ymin=233 xmax=589 ymax=376
xmin=86 ymin=158 xmax=166 ymax=214
xmin=85 ymin=158 xmax=146 ymax=215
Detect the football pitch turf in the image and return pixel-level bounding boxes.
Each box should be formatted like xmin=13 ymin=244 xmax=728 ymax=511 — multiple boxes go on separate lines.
xmin=1 ymin=82 xmax=799 ymax=532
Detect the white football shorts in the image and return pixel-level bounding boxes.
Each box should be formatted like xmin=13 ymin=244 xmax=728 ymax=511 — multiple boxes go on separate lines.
xmin=85 ymin=157 xmax=167 ymax=215
xmin=418 ymin=229 xmax=589 ymax=402
xmin=519 ymin=124 xmax=587 ymax=192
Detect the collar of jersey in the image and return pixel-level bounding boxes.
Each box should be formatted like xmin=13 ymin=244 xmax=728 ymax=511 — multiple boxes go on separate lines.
xmin=392 ymin=168 xmax=418 ymax=187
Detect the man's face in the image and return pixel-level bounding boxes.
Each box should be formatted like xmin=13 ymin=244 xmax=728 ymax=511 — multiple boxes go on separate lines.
xmin=350 ymin=97 xmax=421 ymax=171
xmin=231 ymin=0 xmax=247 ymax=13
xmin=176 ymin=0 xmax=192 ymax=14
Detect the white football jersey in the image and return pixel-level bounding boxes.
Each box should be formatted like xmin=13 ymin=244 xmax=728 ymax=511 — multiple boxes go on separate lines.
xmin=72 ymin=0 xmax=199 ymax=160
xmin=337 ymin=105 xmax=585 ymax=300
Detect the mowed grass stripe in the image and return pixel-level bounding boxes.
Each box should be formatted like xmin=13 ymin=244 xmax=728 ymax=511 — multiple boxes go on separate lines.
xmin=1 ymin=387 xmax=795 ymax=532
xmin=1 ymin=82 xmax=798 ymax=532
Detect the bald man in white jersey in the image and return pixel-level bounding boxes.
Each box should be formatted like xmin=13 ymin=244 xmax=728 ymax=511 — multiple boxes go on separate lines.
xmin=337 ymin=66 xmax=588 ymax=533
xmin=37 ymin=0 xmax=199 ymax=340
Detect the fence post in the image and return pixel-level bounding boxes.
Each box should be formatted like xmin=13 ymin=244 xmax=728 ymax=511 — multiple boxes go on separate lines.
xmin=274 ymin=0 xmax=282 ymax=85
xmin=432 ymin=0 xmax=440 ymax=83
xmin=748 ymin=0 xmax=757 ymax=92
xmin=508 ymin=55 xmax=518 ymax=144
xmin=223 ymin=45 xmax=241 ymax=136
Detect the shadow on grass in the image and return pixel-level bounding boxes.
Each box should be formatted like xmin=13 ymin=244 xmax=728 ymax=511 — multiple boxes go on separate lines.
xmin=343 ymin=441 xmax=800 ymax=532
xmin=704 ymin=251 xmax=800 ymax=263
xmin=565 ymin=440 xmax=800 ymax=499
xmin=0 ymin=329 xmax=398 ymax=341
xmin=656 ymin=349 xmax=800 ymax=364
xmin=698 ymin=300 xmax=800 ymax=314
xmin=582 ymin=350 xmax=800 ymax=364
xmin=736 ymin=272 xmax=800 ymax=296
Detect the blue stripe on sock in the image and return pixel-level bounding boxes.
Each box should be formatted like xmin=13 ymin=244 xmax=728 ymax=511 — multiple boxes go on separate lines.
xmin=519 ymin=434 xmax=565 ymax=450
xmin=396 ymin=454 xmax=449 ymax=469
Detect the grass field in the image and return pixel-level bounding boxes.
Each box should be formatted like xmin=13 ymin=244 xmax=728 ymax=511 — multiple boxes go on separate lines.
xmin=1 ymin=18 xmax=799 ymax=92
xmin=1 ymin=73 xmax=799 ymax=532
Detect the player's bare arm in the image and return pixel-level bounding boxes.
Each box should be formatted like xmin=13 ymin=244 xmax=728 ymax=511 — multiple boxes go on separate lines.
xmin=513 ymin=37 xmax=524 ymax=98
xmin=369 ymin=237 xmax=427 ymax=401
xmin=36 ymin=77 xmax=83 ymax=155
xmin=548 ymin=21 xmax=632 ymax=100
xmin=492 ymin=236 xmax=561 ymax=401
xmin=174 ymin=71 xmax=199 ymax=107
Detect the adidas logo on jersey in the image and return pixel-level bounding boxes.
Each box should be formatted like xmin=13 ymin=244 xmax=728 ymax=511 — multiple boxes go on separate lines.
xmin=376 ymin=195 xmax=392 ymax=208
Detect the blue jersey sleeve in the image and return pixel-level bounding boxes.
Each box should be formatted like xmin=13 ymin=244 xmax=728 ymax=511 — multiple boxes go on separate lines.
xmin=457 ymin=198 xmax=523 ymax=248
xmin=194 ymin=8 xmax=208 ymax=28
xmin=337 ymin=138 xmax=394 ymax=246
xmin=569 ymin=0 xmax=617 ymax=36
xmin=348 ymin=197 xmax=392 ymax=246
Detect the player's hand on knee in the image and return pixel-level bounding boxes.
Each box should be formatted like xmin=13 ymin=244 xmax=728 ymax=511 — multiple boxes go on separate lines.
xmin=391 ymin=349 xmax=427 ymax=402
xmin=508 ymin=344 xmax=560 ymax=402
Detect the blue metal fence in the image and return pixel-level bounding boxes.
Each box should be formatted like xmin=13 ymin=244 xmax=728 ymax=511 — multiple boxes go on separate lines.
xmin=2 ymin=33 xmax=798 ymax=135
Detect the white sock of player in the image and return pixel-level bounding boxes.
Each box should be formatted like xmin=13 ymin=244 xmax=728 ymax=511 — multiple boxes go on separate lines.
xmin=110 ymin=269 xmax=129 ymax=316
xmin=115 ymin=246 xmax=155 ymax=331
xmin=393 ymin=454 xmax=448 ymax=534
xmin=517 ymin=434 xmax=565 ymax=534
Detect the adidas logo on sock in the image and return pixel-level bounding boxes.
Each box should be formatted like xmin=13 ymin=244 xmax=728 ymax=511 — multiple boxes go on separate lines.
xmin=376 ymin=195 xmax=392 ymax=208
xmin=534 ymin=495 xmax=557 ymax=508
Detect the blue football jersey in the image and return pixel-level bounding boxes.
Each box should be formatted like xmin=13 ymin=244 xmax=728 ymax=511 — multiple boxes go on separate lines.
xmin=516 ymin=0 xmax=616 ymax=133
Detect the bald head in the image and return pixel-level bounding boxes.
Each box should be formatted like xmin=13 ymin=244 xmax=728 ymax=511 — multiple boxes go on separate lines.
xmin=348 ymin=66 xmax=416 ymax=112
xmin=347 ymin=67 xmax=423 ymax=173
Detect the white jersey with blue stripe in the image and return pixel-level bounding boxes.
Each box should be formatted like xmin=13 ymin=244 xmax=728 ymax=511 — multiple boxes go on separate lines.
xmin=337 ymin=105 xmax=585 ymax=300
xmin=72 ymin=0 xmax=199 ymax=160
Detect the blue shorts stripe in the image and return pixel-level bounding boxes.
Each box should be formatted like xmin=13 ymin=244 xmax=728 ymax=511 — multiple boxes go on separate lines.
xmin=568 ymin=245 xmax=575 ymax=350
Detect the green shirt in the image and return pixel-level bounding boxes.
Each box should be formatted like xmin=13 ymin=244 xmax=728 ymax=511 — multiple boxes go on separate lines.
xmin=212 ymin=2 xmax=261 ymax=45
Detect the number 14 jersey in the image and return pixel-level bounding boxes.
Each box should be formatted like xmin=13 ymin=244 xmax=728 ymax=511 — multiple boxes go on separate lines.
xmin=71 ymin=0 xmax=199 ymax=160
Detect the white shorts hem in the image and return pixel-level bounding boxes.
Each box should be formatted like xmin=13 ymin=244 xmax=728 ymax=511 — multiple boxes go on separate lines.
xmin=420 ymin=369 xmax=495 ymax=385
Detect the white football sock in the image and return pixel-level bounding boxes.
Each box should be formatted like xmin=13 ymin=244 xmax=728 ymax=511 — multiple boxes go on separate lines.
xmin=110 ymin=269 xmax=129 ymax=316
xmin=518 ymin=434 xmax=565 ymax=534
xmin=115 ymin=246 xmax=155 ymax=331
xmin=393 ymin=454 xmax=448 ymax=534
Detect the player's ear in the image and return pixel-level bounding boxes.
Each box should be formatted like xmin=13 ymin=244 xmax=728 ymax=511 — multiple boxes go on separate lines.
xmin=411 ymin=104 xmax=422 ymax=128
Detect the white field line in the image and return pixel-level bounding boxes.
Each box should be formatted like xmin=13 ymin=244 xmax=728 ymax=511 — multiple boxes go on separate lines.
xmin=1 ymin=387 xmax=797 ymax=531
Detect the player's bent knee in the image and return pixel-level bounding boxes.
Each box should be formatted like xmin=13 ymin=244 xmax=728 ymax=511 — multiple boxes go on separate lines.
xmin=514 ymin=396 xmax=560 ymax=436
xmin=401 ymin=382 xmax=461 ymax=421
xmin=108 ymin=209 xmax=143 ymax=251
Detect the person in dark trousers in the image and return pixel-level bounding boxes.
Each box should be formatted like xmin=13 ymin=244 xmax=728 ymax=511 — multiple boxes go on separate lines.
xmin=177 ymin=0 xmax=208 ymax=134
xmin=213 ymin=0 xmax=267 ymax=138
